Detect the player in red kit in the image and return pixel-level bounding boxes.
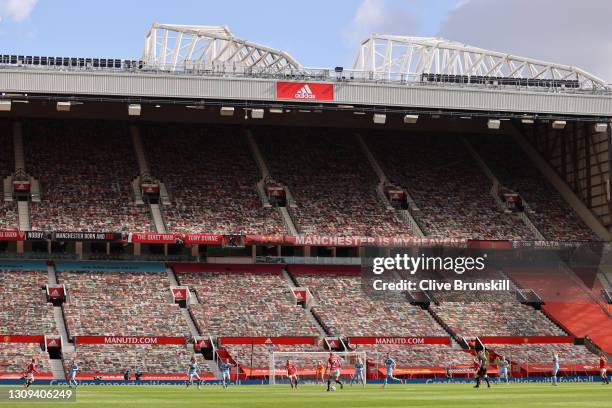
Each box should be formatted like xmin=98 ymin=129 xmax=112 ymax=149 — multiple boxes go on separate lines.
xmin=326 ymin=352 xmax=343 ymax=391
xmin=600 ymin=354 xmax=609 ymax=385
xmin=23 ymin=358 xmax=38 ymax=388
xmin=285 ymin=360 xmax=299 ymax=390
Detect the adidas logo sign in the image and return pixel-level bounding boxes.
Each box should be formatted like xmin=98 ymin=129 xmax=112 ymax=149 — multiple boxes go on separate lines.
xmin=294 ymin=84 xmax=315 ymax=99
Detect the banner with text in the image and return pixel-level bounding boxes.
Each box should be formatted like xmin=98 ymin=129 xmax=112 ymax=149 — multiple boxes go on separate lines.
xmin=74 ymin=336 xmax=186 ymax=345
xmin=348 ymin=337 xmax=451 ymax=346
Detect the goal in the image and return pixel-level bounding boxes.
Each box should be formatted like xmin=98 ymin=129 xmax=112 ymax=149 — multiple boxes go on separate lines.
xmin=269 ymin=351 xmax=367 ymax=385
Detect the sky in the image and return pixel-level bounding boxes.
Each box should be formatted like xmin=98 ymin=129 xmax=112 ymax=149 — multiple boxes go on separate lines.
xmin=0 ymin=0 xmax=611 ymax=81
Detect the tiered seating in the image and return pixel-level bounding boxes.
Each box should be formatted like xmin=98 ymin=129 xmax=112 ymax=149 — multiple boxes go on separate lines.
xmin=428 ymin=270 xmax=564 ymax=337
xmin=0 ymin=270 xmax=55 ymax=335
xmin=0 ymin=202 xmax=16 ymax=230
xmin=469 ymin=135 xmax=596 ymax=241
xmin=224 ymin=344 xmax=322 ymax=369
xmin=432 ymin=302 xmax=564 ymax=337
xmin=293 ymin=273 xmax=445 ymax=336
xmin=351 ymin=344 xmax=474 ymax=368
xmin=26 ymin=121 xmax=152 ymax=232
xmin=508 ymin=268 xmax=612 ymax=353
xmin=180 ymin=271 xmax=318 ymax=336
xmin=506 ymin=268 xmax=592 ymax=302
xmin=143 ymin=125 xmax=285 ymax=234
xmin=0 ymin=122 xmax=17 ymax=230
xmin=257 ymin=128 xmax=410 ymax=237
xmin=58 ymin=271 xmax=189 ymax=336
xmin=486 ymin=343 xmax=597 ymax=365
xmin=366 ymin=133 xmax=533 ymax=240
xmin=0 ymin=343 xmax=52 ymax=378
xmin=65 ymin=345 xmax=211 ymax=376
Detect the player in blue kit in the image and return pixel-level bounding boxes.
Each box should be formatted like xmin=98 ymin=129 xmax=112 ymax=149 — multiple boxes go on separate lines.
xmin=350 ymin=358 xmax=365 ymax=387
xmin=497 ymin=356 xmax=509 ymax=384
xmin=186 ymin=357 xmax=202 ymax=389
xmin=220 ymin=358 xmax=235 ymax=389
xmin=68 ymin=360 xmax=79 ymax=388
xmin=382 ymin=354 xmax=403 ymax=388
xmin=551 ymin=351 xmax=560 ymax=386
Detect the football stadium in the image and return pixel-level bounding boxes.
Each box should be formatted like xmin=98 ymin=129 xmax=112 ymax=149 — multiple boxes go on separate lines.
xmin=0 ymin=16 xmax=611 ymax=408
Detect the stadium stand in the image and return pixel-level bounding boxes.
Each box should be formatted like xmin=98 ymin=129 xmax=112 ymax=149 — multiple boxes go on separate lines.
xmin=0 ymin=343 xmax=53 ymax=379
xmin=142 ymin=125 xmax=286 ymax=235
xmin=64 ymin=345 xmax=212 ymax=379
xmin=25 ymin=121 xmax=152 ymax=232
xmin=0 ymin=121 xmax=17 ymax=230
xmin=256 ymin=128 xmax=410 ymax=237
xmin=178 ymin=269 xmax=319 ymax=337
xmin=0 ymin=270 xmax=55 ymax=335
xmin=486 ymin=343 xmax=598 ymax=367
xmin=507 ymin=268 xmax=612 ymax=353
xmin=352 ymin=344 xmax=474 ymax=370
xmin=469 ymin=134 xmax=597 ymax=241
xmin=428 ymin=269 xmax=565 ymax=337
xmin=291 ymin=271 xmax=445 ymax=336
xmin=58 ymin=271 xmax=189 ymax=336
xmin=365 ymin=133 xmax=534 ymax=240
xmin=431 ymin=302 xmax=565 ymax=337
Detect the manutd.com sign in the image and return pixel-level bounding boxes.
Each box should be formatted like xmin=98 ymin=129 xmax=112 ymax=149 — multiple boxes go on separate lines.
xmin=276 ymin=81 xmax=334 ymax=101
xmin=348 ymin=337 xmax=451 ymax=346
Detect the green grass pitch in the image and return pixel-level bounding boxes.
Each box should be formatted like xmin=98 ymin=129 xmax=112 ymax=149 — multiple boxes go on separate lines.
xmin=0 ymin=383 xmax=610 ymax=408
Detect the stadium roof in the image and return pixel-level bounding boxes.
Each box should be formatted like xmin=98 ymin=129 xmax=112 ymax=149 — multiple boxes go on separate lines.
xmin=1 ymin=23 xmax=611 ymax=118
xmin=353 ymin=35 xmax=609 ymax=90
xmin=142 ymin=23 xmax=303 ymax=72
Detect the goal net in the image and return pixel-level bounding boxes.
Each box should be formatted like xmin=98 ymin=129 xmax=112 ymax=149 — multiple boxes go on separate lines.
xmin=269 ymin=351 xmax=367 ymax=385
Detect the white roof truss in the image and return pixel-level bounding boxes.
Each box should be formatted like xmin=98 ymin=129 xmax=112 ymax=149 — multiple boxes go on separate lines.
xmin=143 ymin=23 xmax=302 ymax=72
xmin=352 ymin=35 xmax=609 ymax=89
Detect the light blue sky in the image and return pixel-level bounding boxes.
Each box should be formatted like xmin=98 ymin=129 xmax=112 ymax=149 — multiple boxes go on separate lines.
xmin=0 ymin=0 xmax=611 ymax=80
xmin=0 ymin=0 xmax=458 ymax=66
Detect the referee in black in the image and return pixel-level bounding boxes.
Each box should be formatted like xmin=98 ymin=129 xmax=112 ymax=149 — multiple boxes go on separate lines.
xmin=474 ymin=350 xmax=491 ymax=388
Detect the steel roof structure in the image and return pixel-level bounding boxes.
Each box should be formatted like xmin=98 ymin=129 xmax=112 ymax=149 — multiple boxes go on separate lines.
xmin=352 ymin=35 xmax=609 ymax=90
xmin=142 ymin=23 xmax=302 ymax=73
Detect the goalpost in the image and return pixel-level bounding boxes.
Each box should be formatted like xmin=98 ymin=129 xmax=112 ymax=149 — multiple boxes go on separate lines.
xmin=269 ymin=351 xmax=367 ymax=385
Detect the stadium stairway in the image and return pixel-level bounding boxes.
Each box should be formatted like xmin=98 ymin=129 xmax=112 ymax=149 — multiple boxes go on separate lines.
xmin=12 ymin=121 xmax=31 ymax=230
xmin=150 ymin=203 xmax=167 ymax=233
xmin=355 ymin=133 xmax=423 ymax=236
xmin=461 ymin=137 xmax=544 ymax=240
xmin=48 ymin=263 xmax=75 ymax=353
xmin=130 ymin=125 xmax=151 ymax=177
xmin=246 ymin=128 xmax=298 ymax=234
xmin=278 ymin=207 xmax=298 ymax=235
xmin=49 ymin=358 xmax=67 ymax=380
xmin=245 ymin=129 xmax=271 ymax=180
xmin=281 ymin=269 xmax=328 ymax=336
xmin=17 ymin=200 xmax=30 ymax=230
xmin=12 ymin=121 xmax=25 ymax=172
xmin=599 ymin=271 xmax=612 ymax=292
xmin=425 ymin=307 xmax=468 ymax=348
xmin=167 ymin=267 xmax=201 ymax=338
xmin=130 ymin=124 xmax=169 ymax=233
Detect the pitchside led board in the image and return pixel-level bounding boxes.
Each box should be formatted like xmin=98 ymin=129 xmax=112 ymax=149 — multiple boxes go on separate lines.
xmin=360 ymin=242 xmax=606 ymax=302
